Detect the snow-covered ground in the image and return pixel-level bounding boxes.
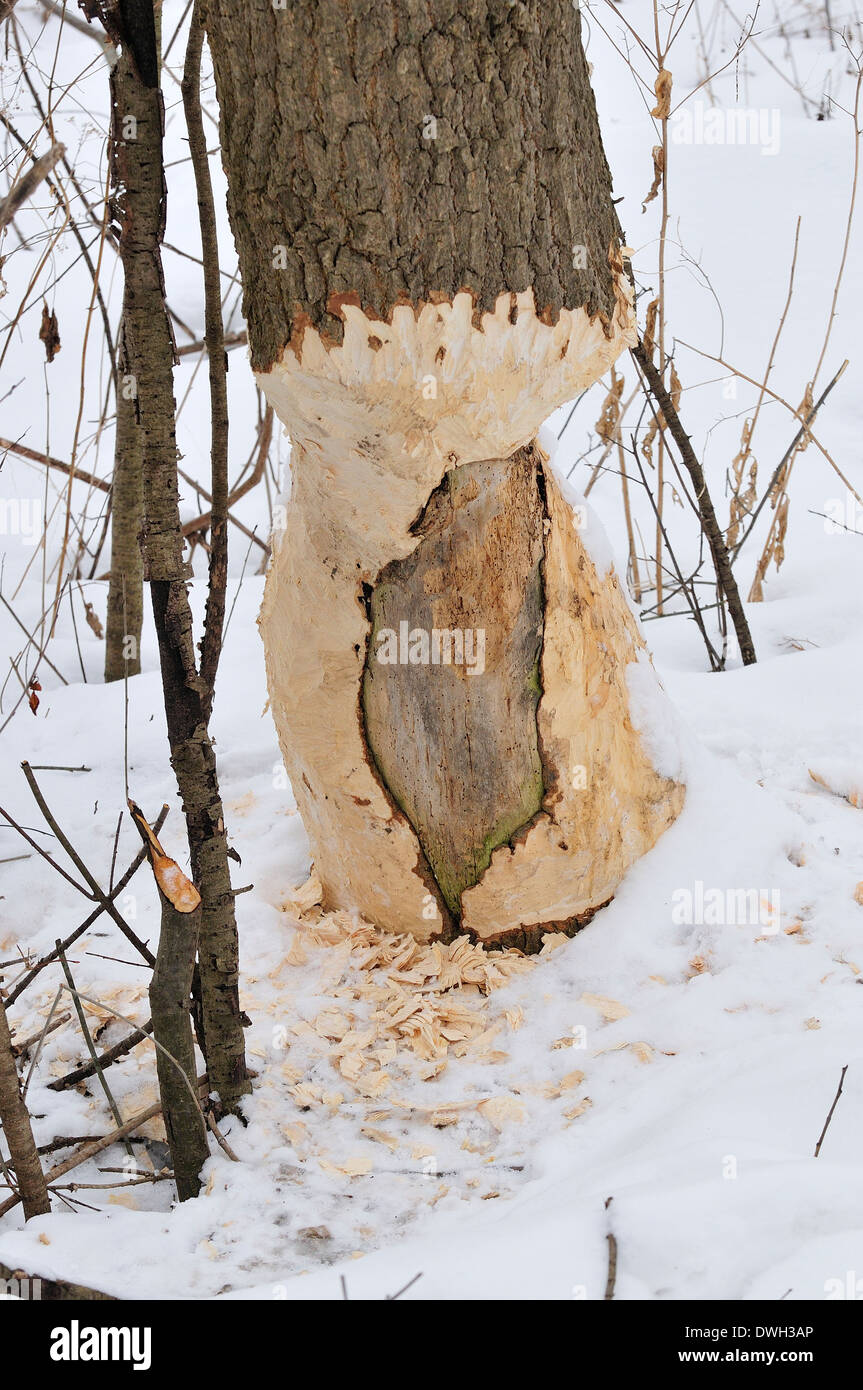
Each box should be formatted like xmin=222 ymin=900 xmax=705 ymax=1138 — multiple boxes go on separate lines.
xmin=1 ymin=2 xmax=862 ymax=1299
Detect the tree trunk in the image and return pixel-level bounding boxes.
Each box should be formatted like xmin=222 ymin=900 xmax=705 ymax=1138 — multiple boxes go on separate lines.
xmin=106 ymin=6 xmax=250 ymax=1108
xmin=104 ymin=313 xmax=143 ymax=684
xmin=0 ymin=995 xmax=51 ymax=1220
xmin=206 ymin=0 xmax=685 ymax=946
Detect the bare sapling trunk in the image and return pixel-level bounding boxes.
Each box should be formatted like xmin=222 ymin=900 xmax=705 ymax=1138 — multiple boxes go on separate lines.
xmin=0 ymin=993 xmax=51 ymax=1219
xmin=206 ymin=0 xmax=685 ymax=947
xmin=104 ymin=313 xmax=143 ymax=683
xmin=101 ymin=3 xmax=250 ymax=1109
xmin=130 ymin=802 xmax=209 ymax=1201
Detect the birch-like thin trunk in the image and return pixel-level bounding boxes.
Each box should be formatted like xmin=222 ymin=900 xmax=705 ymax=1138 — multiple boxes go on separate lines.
xmin=104 ymin=316 xmax=143 ymax=684
xmin=106 ymin=9 xmax=250 ymax=1109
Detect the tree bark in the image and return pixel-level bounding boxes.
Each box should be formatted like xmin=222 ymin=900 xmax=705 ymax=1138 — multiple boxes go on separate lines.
xmin=182 ymin=2 xmax=230 ymax=723
xmin=206 ymin=0 xmax=685 ymax=945
xmin=104 ymin=314 xmax=144 ymax=683
xmin=0 ymin=995 xmax=51 ymax=1220
xmin=106 ymin=4 xmax=250 ymax=1107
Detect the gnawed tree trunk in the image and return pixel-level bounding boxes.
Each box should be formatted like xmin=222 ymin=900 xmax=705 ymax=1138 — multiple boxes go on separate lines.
xmin=207 ymin=0 xmax=685 ymax=947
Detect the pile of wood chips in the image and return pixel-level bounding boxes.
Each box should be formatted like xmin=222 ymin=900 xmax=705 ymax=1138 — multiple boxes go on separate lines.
xmin=276 ymin=878 xmax=569 ymax=1104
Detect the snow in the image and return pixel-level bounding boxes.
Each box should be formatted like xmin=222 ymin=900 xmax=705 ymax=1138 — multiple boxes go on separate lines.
xmin=1 ymin=1 xmax=863 ymax=1300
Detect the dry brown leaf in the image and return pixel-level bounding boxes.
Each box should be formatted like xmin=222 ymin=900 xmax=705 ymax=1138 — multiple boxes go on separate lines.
xmin=642 ymin=298 xmax=659 ymax=362
xmin=642 ymin=144 xmax=665 ymax=211
xmin=83 ymin=601 xmax=104 ymax=640
xmin=651 ymin=68 xmax=673 ymax=119
xmin=39 ymin=300 xmax=61 ymax=362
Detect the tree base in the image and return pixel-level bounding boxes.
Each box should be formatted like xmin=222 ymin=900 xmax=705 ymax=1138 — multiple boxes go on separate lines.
xmin=258 ymin=288 xmax=683 ymax=949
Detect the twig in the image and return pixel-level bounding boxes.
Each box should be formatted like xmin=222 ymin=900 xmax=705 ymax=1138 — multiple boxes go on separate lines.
xmin=814 ymin=1064 xmax=848 ymax=1157
xmin=632 ymin=341 xmax=756 ymax=665
xmin=0 ymin=804 xmax=92 ymax=898
xmin=21 ymin=987 xmax=65 ymax=1097
xmin=0 ymin=141 xmax=65 ymax=232
xmin=4 ymin=806 xmax=166 ymax=1007
xmin=677 ymin=341 xmax=862 ymax=507
xmin=0 ymin=1075 xmax=208 ymax=1220
xmin=56 ymin=945 xmax=131 ymax=1155
xmin=0 ymin=592 xmax=69 ymax=686
xmin=28 ymin=764 xmax=91 ymax=772
xmin=387 ymin=1272 xmax=423 ymax=1300
xmin=631 ymin=436 xmax=722 ymax=670
xmin=9 ymin=1012 xmax=71 ymax=1058
xmin=47 ymin=1019 xmax=153 ymax=1092
xmin=604 ymin=1233 xmax=618 ymax=1299
xmin=176 ymin=329 xmax=247 ymax=358
xmin=206 ymin=1109 xmax=240 ymax=1162
xmin=177 ymin=465 xmax=269 ymax=553
xmin=0 ymin=435 xmax=110 ymax=494
xmin=20 ymin=762 xmax=156 ymax=966
xmin=731 ymin=361 xmax=849 ymax=559
xmin=602 ymin=1185 xmax=619 ymax=1299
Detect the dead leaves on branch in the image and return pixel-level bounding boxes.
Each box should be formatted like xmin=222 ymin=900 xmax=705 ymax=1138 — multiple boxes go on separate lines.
xmin=641 ymin=357 xmax=682 ymax=469
xmin=595 ymin=365 xmax=625 ymax=443
xmin=642 ymin=299 xmax=660 ymax=363
xmin=39 ymin=300 xmax=60 ymax=362
xmin=641 ymin=70 xmax=672 ymax=212
xmin=749 ymin=383 xmax=816 ymax=600
xmin=642 ymin=145 xmax=665 ymax=212
xmin=726 ymin=419 xmax=759 ymax=550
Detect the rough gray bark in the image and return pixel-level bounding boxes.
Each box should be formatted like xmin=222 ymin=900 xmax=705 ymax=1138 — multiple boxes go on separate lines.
xmin=0 ymin=995 xmax=51 ymax=1220
xmin=104 ymin=315 xmax=143 ymax=684
xmin=205 ymin=0 xmax=624 ymax=370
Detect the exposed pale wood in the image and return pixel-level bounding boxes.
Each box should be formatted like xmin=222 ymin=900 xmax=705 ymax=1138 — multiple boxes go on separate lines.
xmin=257 ymin=282 xmax=683 ymax=944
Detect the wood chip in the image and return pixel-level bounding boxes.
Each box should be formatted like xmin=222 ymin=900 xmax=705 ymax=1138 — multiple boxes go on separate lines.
xmin=580 ymin=992 xmax=631 ymax=1021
